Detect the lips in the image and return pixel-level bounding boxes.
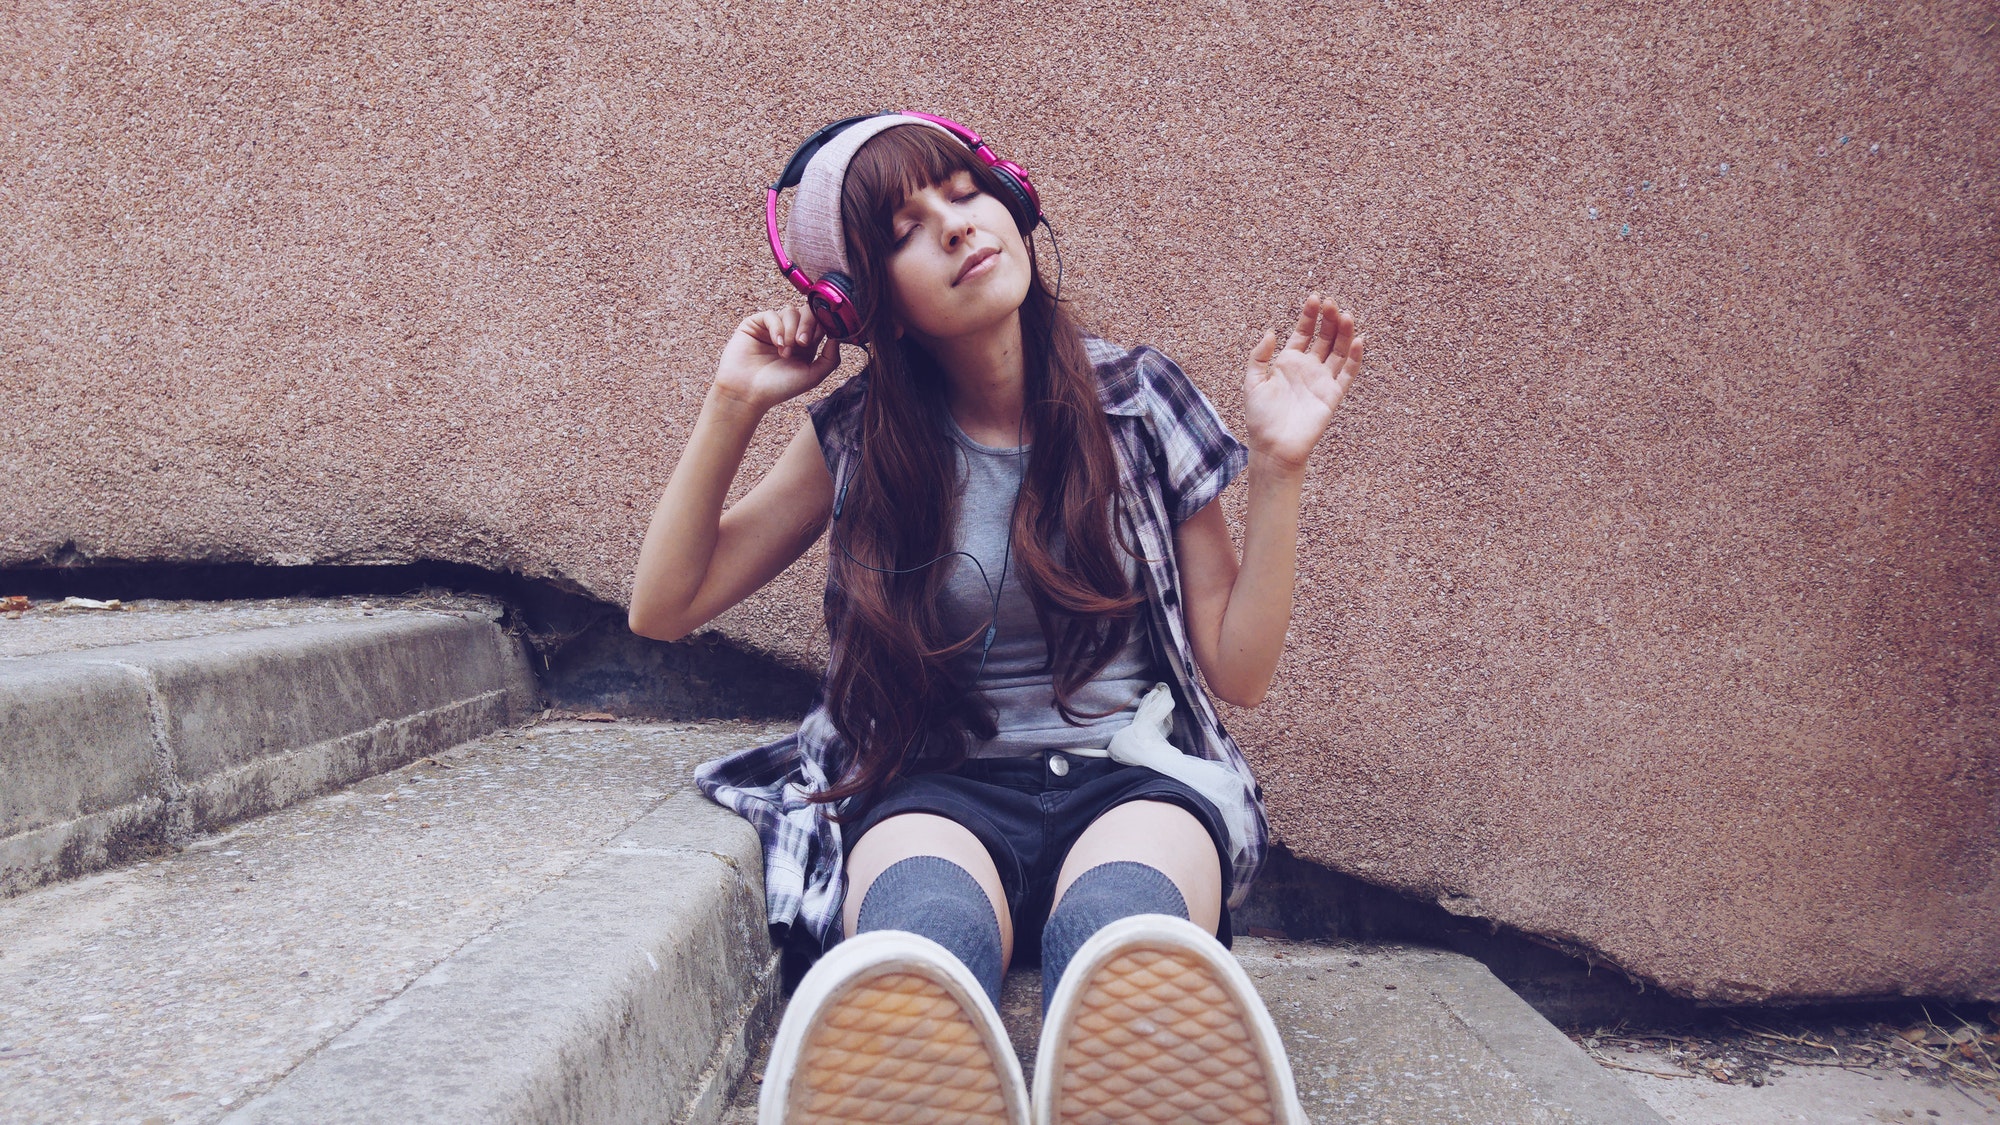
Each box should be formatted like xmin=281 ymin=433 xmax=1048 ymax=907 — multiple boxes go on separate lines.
xmin=953 ymin=247 xmax=999 ymax=285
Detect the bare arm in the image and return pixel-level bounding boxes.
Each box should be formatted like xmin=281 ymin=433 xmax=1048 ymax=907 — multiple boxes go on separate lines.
xmin=629 ymin=307 xmax=842 ymax=642
xmin=1177 ymin=294 xmax=1364 ymax=707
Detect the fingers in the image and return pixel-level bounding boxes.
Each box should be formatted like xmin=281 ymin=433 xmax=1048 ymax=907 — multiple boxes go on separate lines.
xmin=808 ymin=335 xmax=842 ymax=380
xmin=1249 ymin=328 xmax=1278 ymax=365
xmin=740 ymin=310 xmax=780 ymax=346
xmin=1285 ymin=292 xmax=1358 ymax=365
xmin=1293 ymin=293 xmax=1349 ymax=364
xmin=1245 ymin=329 xmax=1278 ymax=387
xmin=1280 ymin=292 xmax=1357 ymax=368
xmin=777 ymin=307 xmax=809 ymax=358
xmin=743 ymin=307 xmax=826 ymax=357
xmin=1285 ymin=295 xmax=1319 ymax=353
xmin=792 ymin=306 xmax=822 ymax=350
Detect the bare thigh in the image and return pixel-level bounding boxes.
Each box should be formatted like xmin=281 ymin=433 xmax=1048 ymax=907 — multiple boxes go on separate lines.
xmin=1052 ymin=800 xmax=1222 ymax=934
xmin=842 ymin=812 xmax=1015 ymax=968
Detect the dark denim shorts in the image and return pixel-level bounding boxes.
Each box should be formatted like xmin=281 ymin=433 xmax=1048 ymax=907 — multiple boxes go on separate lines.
xmin=845 ymin=750 xmax=1233 ymax=963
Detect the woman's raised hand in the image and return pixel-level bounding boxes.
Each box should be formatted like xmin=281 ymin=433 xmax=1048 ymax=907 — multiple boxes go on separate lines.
xmin=1242 ymin=293 xmax=1364 ymax=471
xmin=712 ymin=306 xmax=843 ymax=413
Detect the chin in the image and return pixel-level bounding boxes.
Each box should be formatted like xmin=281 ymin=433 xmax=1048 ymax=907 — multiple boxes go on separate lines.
xmin=992 ymin=263 xmax=1034 ymax=311
xmin=899 ymin=266 xmax=1035 ymax=341
xmin=919 ymin=294 xmax=1032 ymax=341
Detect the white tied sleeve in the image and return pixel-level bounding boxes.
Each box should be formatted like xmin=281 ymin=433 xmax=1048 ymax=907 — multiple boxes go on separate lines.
xmin=1066 ymin=683 xmax=1252 ymax=865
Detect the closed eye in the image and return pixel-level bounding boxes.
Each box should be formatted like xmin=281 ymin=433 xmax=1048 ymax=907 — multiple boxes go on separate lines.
xmin=890 ymin=183 xmax=982 ymax=246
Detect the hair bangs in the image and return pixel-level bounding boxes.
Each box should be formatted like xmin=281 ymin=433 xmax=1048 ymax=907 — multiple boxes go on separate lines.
xmin=842 ymin=123 xmax=995 ymax=253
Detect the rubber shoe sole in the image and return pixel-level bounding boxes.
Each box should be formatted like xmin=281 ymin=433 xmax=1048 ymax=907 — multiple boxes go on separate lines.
xmin=759 ymin=930 xmax=1029 ymax=1125
xmin=1032 ymin=914 xmax=1305 ymax=1125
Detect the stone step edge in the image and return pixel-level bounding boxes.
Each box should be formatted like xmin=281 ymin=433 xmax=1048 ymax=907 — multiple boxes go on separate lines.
xmin=1235 ymin=941 xmax=1670 ymax=1125
xmin=1 ymin=613 xmax=539 ymax=897
xmin=1415 ymin=950 xmax=1670 ymax=1123
xmin=224 ymin=791 xmax=778 ymax=1125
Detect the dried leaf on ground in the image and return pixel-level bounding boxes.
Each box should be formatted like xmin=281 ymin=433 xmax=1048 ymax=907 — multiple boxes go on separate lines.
xmin=1571 ymin=1005 xmax=2000 ymax=1100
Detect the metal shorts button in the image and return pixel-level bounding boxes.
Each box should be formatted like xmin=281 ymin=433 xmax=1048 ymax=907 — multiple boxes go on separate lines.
xmin=1047 ymin=752 xmax=1070 ymax=777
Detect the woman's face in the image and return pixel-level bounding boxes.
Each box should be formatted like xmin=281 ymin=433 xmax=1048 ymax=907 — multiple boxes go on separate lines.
xmin=881 ymin=167 xmax=1033 ymax=343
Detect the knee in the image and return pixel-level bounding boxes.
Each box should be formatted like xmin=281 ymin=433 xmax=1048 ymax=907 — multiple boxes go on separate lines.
xmin=855 ymin=855 xmax=1000 ymax=934
xmin=1040 ymin=860 xmax=1192 ymax=1012
xmin=854 ymin=855 xmax=1008 ymax=1006
xmin=1047 ymin=860 xmax=1188 ymax=931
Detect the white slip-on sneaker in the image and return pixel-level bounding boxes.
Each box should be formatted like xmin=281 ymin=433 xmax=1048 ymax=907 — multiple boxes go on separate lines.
xmin=1032 ymin=914 xmax=1306 ymax=1125
xmin=759 ymin=930 xmax=1030 ymax=1125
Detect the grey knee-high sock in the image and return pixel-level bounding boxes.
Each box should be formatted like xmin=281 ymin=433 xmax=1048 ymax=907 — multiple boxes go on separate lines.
xmin=854 ymin=855 xmax=1005 ymax=1007
xmin=1040 ymin=861 xmax=1189 ymax=1014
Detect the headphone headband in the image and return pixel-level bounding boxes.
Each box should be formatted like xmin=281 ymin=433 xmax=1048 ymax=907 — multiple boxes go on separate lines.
xmin=770 ymin=113 xmax=881 ymax=194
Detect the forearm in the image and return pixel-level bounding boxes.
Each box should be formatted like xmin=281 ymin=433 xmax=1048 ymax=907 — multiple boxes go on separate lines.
xmin=629 ymin=386 xmax=768 ymax=639
xmin=1208 ymin=451 xmax=1307 ymax=706
xmin=1191 ymin=290 xmax=1361 ymax=704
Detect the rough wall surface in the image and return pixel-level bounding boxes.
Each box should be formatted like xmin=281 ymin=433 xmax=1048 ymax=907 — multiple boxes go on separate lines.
xmin=3 ymin=1 xmax=1994 ymax=1002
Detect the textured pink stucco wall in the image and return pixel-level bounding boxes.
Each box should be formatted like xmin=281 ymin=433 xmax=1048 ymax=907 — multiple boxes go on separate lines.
xmin=4 ymin=1 xmax=1994 ymax=1001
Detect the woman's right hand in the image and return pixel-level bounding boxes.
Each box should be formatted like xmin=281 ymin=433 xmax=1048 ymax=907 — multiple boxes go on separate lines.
xmin=712 ymin=306 xmax=843 ymax=412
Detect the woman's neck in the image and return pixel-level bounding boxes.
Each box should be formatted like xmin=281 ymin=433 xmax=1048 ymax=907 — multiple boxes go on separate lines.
xmin=920 ymin=312 xmax=1030 ymax=447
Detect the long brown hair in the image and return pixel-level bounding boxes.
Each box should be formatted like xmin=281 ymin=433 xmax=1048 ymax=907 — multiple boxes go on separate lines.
xmin=817 ymin=123 xmax=1143 ymax=808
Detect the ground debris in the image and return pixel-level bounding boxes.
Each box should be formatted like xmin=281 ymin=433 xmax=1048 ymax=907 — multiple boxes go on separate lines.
xmin=54 ymin=596 xmax=127 ymax=611
xmin=1567 ymin=1001 xmax=2000 ymax=1101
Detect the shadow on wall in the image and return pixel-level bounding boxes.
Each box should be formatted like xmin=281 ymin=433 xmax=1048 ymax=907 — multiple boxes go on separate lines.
xmin=1235 ymin=844 xmax=1700 ymax=1028
xmin=537 ymin=622 xmax=818 ymax=720
xmin=1 ymin=560 xmax=819 ymax=721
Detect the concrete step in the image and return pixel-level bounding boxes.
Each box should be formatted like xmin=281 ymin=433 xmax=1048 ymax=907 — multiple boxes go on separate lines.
xmin=718 ymin=944 xmax=1667 ymax=1125
xmin=0 ymin=718 xmax=791 ymax=1123
xmin=1 ymin=596 xmax=540 ymax=896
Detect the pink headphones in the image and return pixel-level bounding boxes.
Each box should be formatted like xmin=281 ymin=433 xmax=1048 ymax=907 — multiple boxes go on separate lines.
xmin=765 ymin=112 xmax=1043 ymax=342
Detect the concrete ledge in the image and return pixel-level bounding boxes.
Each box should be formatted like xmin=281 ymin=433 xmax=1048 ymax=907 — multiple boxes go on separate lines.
xmin=1232 ymin=940 xmax=1670 ymax=1124
xmin=180 ymin=686 xmax=520 ymax=827
xmin=0 ymin=610 xmax=539 ymax=896
xmin=226 ymin=792 xmax=776 ymax=1125
xmin=1413 ymin=949 xmax=1672 ymax=1125
xmin=0 ymin=660 xmax=163 ymax=838
xmin=144 ymin=616 xmax=536 ymax=782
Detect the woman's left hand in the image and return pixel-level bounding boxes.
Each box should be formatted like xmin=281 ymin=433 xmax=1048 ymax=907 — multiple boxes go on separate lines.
xmin=1242 ymin=292 xmax=1364 ymax=471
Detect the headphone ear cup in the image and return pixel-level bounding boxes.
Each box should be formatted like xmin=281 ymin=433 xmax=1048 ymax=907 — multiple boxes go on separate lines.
xmin=807 ymin=272 xmax=866 ymax=342
xmin=990 ymin=166 xmax=1040 ymax=234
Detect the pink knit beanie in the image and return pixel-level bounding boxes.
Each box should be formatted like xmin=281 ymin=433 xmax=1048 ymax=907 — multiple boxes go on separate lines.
xmin=783 ymin=114 xmax=955 ymax=283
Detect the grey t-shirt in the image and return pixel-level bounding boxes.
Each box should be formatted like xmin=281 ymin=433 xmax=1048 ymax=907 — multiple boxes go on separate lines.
xmin=937 ymin=418 xmax=1157 ymax=758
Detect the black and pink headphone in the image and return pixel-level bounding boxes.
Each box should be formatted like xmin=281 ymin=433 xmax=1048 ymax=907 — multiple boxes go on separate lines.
xmin=765 ymin=111 xmax=1044 ymax=342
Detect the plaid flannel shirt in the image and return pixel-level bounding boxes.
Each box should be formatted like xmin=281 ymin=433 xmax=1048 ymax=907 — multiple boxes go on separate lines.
xmin=694 ymin=336 xmax=1270 ymax=952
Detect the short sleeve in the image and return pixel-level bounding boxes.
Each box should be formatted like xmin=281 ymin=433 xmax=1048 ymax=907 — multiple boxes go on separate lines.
xmin=1135 ymin=348 xmax=1248 ymax=524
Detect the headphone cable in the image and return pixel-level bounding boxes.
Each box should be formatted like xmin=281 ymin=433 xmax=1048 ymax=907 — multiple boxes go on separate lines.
xmin=830 ymin=410 xmax=1029 ymax=685
xmin=1040 ymin=217 xmax=1064 ymax=303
